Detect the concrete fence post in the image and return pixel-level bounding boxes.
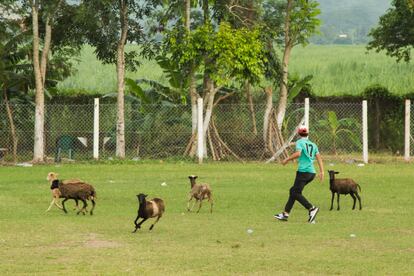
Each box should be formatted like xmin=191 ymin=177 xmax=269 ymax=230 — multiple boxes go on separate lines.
xmin=362 ymin=100 xmax=368 ymax=164
xmin=197 ymin=98 xmax=204 ymax=164
xmin=404 ymin=99 xmax=411 ymax=162
xmin=93 ymin=98 xmax=99 ymax=160
xmin=304 ymin=97 xmax=310 ymax=130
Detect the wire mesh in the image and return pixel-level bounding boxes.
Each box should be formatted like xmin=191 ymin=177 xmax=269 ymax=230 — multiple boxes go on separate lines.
xmin=309 ymin=103 xmax=363 ymax=161
xmin=0 ymin=101 xmax=367 ymax=163
xmin=410 ymin=104 xmax=414 ymax=157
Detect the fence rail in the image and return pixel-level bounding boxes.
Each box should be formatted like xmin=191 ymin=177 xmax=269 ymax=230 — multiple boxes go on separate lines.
xmin=0 ymin=99 xmax=410 ymax=163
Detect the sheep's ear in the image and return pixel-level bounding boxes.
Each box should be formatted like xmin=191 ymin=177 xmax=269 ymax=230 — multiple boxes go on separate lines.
xmin=195 ymin=176 xmax=198 ymax=179
xmin=335 ymin=172 xmax=339 ymax=174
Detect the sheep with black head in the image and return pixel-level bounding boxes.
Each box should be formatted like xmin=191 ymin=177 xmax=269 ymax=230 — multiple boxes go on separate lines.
xmin=132 ymin=193 xmax=165 ymax=232
xmin=328 ymin=170 xmax=362 ymax=210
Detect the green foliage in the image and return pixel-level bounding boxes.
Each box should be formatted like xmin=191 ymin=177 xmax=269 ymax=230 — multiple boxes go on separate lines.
xmin=78 ymin=0 xmax=162 ymax=71
xmin=289 ymin=0 xmax=321 ymax=47
xmin=165 ymin=22 xmax=265 ymax=87
xmin=287 ymin=74 xmax=313 ymax=102
xmin=367 ymin=0 xmax=414 ymax=62
xmin=316 ymin=111 xmax=361 ymax=154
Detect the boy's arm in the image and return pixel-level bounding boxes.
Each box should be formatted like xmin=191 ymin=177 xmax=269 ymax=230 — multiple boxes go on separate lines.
xmin=315 ymin=153 xmax=324 ymax=181
xmin=281 ymin=151 xmax=301 ymax=165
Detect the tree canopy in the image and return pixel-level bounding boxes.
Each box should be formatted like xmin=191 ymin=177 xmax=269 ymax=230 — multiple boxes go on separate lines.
xmin=367 ymin=0 xmax=414 ymax=62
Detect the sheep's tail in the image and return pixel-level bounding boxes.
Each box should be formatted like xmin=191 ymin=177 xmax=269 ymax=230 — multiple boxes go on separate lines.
xmin=356 ymin=184 xmax=361 ymax=192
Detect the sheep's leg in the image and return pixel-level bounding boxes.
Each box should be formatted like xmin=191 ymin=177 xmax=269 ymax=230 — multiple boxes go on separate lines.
xmin=337 ymin=194 xmax=340 ymax=211
xmin=355 ymin=193 xmax=362 ymax=210
xmin=54 ymin=198 xmax=63 ymax=209
xmin=77 ymin=199 xmax=87 ymax=215
xmin=61 ymin=199 xmax=69 ymax=213
xmin=73 ymin=199 xmax=83 ymax=212
xmin=46 ymin=198 xmax=62 ymax=212
xmin=209 ymin=197 xmax=213 ymax=213
xmin=330 ymin=192 xmax=335 ymax=211
xmin=46 ymin=199 xmax=55 ymax=212
xmin=132 ymin=215 xmax=141 ymax=233
xmin=190 ymin=200 xmax=197 ymax=211
xmin=149 ymin=215 xmax=162 ymax=231
xmin=89 ymin=199 xmax=95 ymax=215
xmin=187 ymin=195 xmax=194 ymax=211
xmin=136 ymin=218 xmax=148 ymax=229
xmin=350 ymin=192 xmax=357 ymax=210
xmin=196 ymin=199 xmax=203 ymax=213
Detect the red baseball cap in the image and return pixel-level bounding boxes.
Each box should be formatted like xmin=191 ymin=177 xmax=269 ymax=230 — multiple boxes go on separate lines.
xmin=297 ymin=126 xmax=308 ymax=135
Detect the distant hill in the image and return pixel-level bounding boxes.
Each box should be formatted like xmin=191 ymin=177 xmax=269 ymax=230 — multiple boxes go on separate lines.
xmin=311 ymin=0 xmax=391 ymax=44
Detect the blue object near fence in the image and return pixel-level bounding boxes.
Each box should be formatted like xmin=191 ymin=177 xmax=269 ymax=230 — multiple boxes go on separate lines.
xmin=55 ymin=135 xmax=76 ymax=162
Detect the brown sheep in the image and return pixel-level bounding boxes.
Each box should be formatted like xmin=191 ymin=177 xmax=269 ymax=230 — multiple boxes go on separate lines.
xmin=46 ymin=172 xmax=83 ymax=212
xmin=47 ymin=172 xmax=97 ymax=215
xmin=132 ymin=193 xmax=165 ymax=232
xmin=187 ymin=175 xmax=213 ymax=213
xmin=328 ymin=170 xmax=362 ymax=210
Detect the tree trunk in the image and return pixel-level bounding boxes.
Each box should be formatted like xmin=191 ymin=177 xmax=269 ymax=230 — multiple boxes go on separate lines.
xmin=276 ymin=0 xmax=293 ymax=130
xmin=263 ymin=86 xmax=273 ymax=144
xmin=245 ymin=80 xmax=257 ymax=135
xmin=184 ymin=0 xmax=191 ymax=30
xmin=202 ymin=78 xmax=216 ymax=140
xmin=41 ymin=18 xmax=52 ymax=86
xmin=184 ymin=0 xmax=198 ymax=134
xmin=3 ymin=87 xmax=18 ymax=163
xmin=32 ymin=0 xmax=45 ymax=163
xmin=116 ymin=0 xmax=128 ymax=159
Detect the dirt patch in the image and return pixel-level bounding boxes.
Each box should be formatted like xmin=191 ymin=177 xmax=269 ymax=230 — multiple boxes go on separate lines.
xmin=84 ymin=233 xmax=121 ymax=248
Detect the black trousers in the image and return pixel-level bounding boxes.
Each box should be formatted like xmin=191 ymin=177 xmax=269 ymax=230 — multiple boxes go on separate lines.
xmin=284 ymin=171 xmax=316 ymax=213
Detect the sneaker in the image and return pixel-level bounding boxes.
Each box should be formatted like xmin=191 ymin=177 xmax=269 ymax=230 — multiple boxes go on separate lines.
xmin=274 ymin=213 xmax=289 ymax=221
xmin=308 ymin=207 xmax=319 ymax=223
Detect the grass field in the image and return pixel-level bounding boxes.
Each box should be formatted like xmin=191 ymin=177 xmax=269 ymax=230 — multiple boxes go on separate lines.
xmin=57 ymin=44 xmax=414 ymax=97
xmin=0 ymin=162 xmax=413 ymax=275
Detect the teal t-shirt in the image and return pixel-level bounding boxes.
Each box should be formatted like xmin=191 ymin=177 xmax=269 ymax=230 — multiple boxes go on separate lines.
xmin=295 ymin=138 xmax=319 ymax=173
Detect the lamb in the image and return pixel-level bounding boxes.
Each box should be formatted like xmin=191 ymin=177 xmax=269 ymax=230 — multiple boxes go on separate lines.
xmin=132 ymin=193 xmax=165 ymax=232
xmin=187 ymin=175 xmax=213 ymax=213
xmin=46 ymin=172 xmax=83 ymax=212
xmin=328 ymin=170 xmax=362 ymax=211
xmin=47 ymin=172 xmax=97 ymax=215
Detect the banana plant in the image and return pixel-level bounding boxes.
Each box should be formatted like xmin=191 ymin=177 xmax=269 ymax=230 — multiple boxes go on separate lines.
xmin=317 ymin=110 xmax=361 ymax=155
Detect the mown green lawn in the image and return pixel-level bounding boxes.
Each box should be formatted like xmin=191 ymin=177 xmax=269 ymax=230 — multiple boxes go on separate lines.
xmin=0 ymin=162 xmax=413 ymax=275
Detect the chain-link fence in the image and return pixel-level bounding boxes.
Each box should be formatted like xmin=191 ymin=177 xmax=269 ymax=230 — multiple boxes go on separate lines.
xmin=0 ymin=101 xmax=368 ymax=163
xmin=310 ymin=103 xmax=363 ymax=162
xmin=410 ymin=103 xmax=414 ymax=157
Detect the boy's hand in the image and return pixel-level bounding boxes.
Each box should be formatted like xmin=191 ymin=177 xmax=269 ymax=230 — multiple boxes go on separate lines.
xmin=318 ymin=171 xmax=324 ymax=182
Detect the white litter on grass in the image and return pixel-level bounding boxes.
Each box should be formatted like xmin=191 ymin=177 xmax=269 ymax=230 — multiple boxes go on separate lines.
xmin=108 ymin=157 xmax=113 ymax=161
xmin=161 ymin=182 xmax=167 ymax=186
xmin=247 ymin=229 xmax=254 ymax=234
xmin=131 ymin=157 xmax=140 ymax=161
xmin=16 ymin=163 xmax=33 ymax=167
xmin=109 ymin=180 xmax=115 ymax=183
xmin=329 ymin=163 xmax=335 ymax=166
xmin=350 ymin=234 xmax=356 ymax=238
xmin=357 ymin=163 xmax=365 ymax=167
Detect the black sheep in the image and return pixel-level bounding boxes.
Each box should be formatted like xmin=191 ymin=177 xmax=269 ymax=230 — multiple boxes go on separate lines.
xmin=328 ymin=170 xmax=362 ymax=210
